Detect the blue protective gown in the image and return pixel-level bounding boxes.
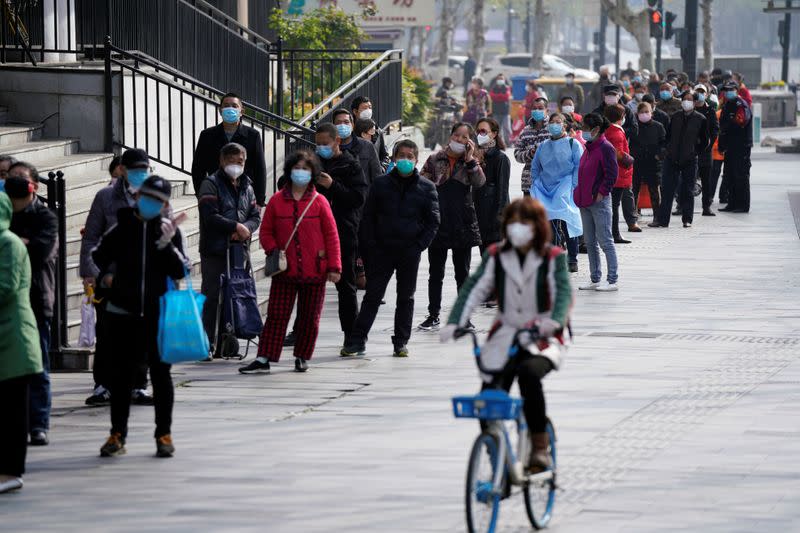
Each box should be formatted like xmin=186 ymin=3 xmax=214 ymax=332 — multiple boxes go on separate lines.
xmin=529 ymin=135 xmax=584 ymax=238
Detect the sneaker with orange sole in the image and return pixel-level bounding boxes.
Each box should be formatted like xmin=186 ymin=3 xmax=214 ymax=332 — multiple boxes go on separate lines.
xmin=99 ymin=433 xmax=126 ymax=457
xmin=156 ymin=435 xmax=175 ymax=458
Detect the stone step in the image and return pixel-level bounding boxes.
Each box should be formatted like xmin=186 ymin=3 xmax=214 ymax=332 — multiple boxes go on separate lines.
xmin=776 ymin=143 xmax=800 ymax=154
xmin=0 ymin=123 xmax=43 ymax=146
xmin=0 ymin=138 xmax=82 ymax=166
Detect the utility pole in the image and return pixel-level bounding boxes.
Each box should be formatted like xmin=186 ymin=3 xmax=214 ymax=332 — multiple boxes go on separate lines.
xmin=525 ymin=0 xmax=532 ymax=52
xmin=783 ymin=1 xmax=793 ymax=83
xmin=615 ymin=23 xmax=621 ymax=76
xmin=656 ymin=0 xmax=663 ymax=74
xmin=599 ymin=4 xmax=608 ymax=68
xmin=506 ymin=1 xmax=513 ymax=52
xmin=683 ymin=0 xmax=698 ymax=80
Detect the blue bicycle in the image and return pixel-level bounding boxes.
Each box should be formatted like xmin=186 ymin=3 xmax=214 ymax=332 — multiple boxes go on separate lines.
xmin=451 ymin=328 xmax=557 ymax=532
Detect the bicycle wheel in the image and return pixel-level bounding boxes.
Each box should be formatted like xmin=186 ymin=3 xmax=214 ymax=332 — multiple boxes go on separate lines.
xmin=523 ymin=420 xmax=557 ymax=530
xmin=465 ymin=432 xmax=502 ymax=533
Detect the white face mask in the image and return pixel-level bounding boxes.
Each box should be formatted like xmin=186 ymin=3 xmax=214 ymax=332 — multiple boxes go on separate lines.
xmin=224 ymin=164 xmax=244 ymax=179
xmin=634 ymin=93 xmax=644 ymax=101
xmin=506 ymin=222 xmax=534 ymax=249
xmin=449 ymin=140 xmax=466 ymax=154
xmin=681 ymin=100 xmax=695 ymax=112
xmin=561 ymin=105 xmax=574 ymax=114
xmin=638 ymin=112 xmax=652 ymax=123
xmin=476 ymin=133 xmax=491 ymax=147
xmin=604 ymin=95 xmax=619 ymax=105
xmin=359 ymin=108 xmax=373 ymax=120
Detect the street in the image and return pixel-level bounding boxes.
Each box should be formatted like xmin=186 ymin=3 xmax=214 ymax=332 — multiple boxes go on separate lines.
xmin=3 ymin=142 xmax=800 ymax=533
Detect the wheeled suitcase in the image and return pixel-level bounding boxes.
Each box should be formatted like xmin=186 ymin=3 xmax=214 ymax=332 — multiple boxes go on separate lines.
xmin=215 ymin=242 xmax=262 ymax=359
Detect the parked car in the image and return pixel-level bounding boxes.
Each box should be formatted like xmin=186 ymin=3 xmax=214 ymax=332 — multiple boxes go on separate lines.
xmin=425 ymin=54 xmax=470 ymax=86
xmin=484 ymin=53 xmax=599 ymax=81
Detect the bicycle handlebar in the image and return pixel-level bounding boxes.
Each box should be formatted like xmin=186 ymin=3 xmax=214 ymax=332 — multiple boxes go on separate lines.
xmin=454 ymin=326 xmax=542 ymax=377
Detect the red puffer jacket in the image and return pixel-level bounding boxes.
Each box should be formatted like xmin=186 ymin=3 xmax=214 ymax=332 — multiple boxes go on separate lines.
xmin=604 ymin=123 xmax=633 ymax=188
xmin=260 ymin=185 xmax=341 ymax=283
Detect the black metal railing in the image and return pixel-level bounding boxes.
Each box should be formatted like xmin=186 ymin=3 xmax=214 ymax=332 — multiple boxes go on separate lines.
xmin=43 ymin=170 xmax=68 ymax=357
xmin=105 ymin=42 xmax=316 ymax=193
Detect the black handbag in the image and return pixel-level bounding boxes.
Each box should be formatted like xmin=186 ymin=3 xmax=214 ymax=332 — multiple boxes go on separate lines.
xmin=264 ymin=192 xmax=319 ymax=277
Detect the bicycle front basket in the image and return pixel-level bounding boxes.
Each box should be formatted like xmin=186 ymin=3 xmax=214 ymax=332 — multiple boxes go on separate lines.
xmin=452 ymin=390 xmax=523 ymax=420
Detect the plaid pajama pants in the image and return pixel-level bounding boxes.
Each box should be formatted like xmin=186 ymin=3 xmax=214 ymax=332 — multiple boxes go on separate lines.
xmin=257 ymin=278 xmax=326 ymax=361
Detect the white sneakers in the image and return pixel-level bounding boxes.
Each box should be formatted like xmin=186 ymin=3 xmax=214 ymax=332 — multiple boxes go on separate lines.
xmin=0 ymin=477 xmax=23 ymax=494
xmin=579 ymin=281 xmax=618 ymax=292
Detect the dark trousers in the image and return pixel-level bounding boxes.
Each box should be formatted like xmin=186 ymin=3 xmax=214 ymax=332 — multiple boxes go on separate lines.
xmin=106 ymin=313 xmax=173 ymax=439
xmin=725 ymin=148 xmax=751 ymax=212
xmin=428 ymin=246 xmax=472 ymax=317
xmin=258 ymin=278 xmax=326 ymax=361
xmin=350 ymin=249 xmax=422 ymax=347
xmin=611 ymin=186 xmax=637 ymax=236
xmin=93 ymin=302 xmax=147 ymax=391
xmin=657 ymin=158 xmax=697 ymax=226
xmin=700 ymin=164 xmax=718 ymax=210
xmin=551 ymin=220 xmax=578 ymax=265
xmin=335 ymin=243 xmax=359 ymax=335
xmin=0 ymin=375 xmax=30 ymax=477
xmin=714 ymin=159 xmax=727 ymax=203
xmin=29 ymin=317 xmax=51 ymax=433
xmin=200 ymin=254 xmax=226 ymax=346
xmin=481 ymin=355 xmax=552 ymax=433
xmin=632 ymin=169 xmax=661 ymax=214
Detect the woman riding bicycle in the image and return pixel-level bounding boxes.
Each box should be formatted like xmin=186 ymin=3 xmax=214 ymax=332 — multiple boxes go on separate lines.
xmin=441 ymin=197 xmax=572 ymax=472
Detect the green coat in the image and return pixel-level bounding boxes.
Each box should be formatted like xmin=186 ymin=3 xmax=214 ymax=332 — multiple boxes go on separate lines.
xmin=0 ymin=192 xmax=43 ymax=382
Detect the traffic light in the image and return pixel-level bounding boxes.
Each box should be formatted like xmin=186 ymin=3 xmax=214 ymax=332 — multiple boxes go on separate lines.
xmin=664 ymin=11 xmax=678 ymax=40
xmin=650 ymin=8 xmax=663 ymax=38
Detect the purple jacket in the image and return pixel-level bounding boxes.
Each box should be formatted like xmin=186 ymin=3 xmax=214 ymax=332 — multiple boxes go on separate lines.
xmin=574 ymin=134 xmax=618 ymax=208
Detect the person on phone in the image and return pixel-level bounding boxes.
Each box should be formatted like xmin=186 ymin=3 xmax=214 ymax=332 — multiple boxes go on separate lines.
xmin=91 ymin=176 xmax=190 ymax=458
xmin=417 ymin=122 xmax=486 ymax=331
xmin=197 ymin=143 xmax=261 ymax=356
xmin=240 ymin=150 xmax=341 ymax=374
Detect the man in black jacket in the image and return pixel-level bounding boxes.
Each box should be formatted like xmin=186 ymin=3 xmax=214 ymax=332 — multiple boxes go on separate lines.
xmin=718 ymin=81 xmax=753 ymax=213
xmin=592 ymin=85 xmax=638 ymax=139
xmin=642 ymin=93 xmax=670 ymax=132
xmin=650 ymin=91 xmax=709 ymax=229
xmin=92 ymin=176 xmax=189 ymax=458
xmin=197 ymin=143 xmax=261 ymax=353
xmin=333 ymin=109 xmax=383 ymax=186
xmin=342 ymin=140 xmax=440 ymax=358
xmin=693 ymin=85 xmax=720 ymax=216
xmin=191 ymin=92 xmax=267 ymax=206
xmin=630 ymin=101 xmax=666 ymax=217
xmin=314 ymin=123 xmax=368 ymax=347
xmin=7 ymin=161 xmax=57 ymax=446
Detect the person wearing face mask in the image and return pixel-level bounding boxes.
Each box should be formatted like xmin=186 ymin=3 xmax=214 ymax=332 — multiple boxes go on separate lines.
xmin=240 ymin=150 xmax=342 ymax=374
xmin=91 ymin=176 xmax=190 ymax=458
xmin=514 ymin=97 xmax=551 ymax=196
xmin=80 ymin=148 xmax=154 ymax=407
xmin=557 ymin=73 xmax=585 ymax=114
xmin=656 ymin=81 xmax=682 ymax=117
xmin=333 ymin=109 xmax=382 ymax=186
xmin=440 ymin=197 xmax=572 ymax=473
xmin=354 ymin=117 xmax=391 ymax=170
xmin=692 ymin=86 xmax=720 ymax=216
xmin=191 ymin=92 xmax=267 ymax=206
xmin=6 ymin=161 xmax=56 ymax=447
xmin=642 ymin=93 xmax=670 ymax=132
xmin=650 ymin=91 xmax=709 ymax=228
xmin=530 ymin=113 xmax=584 ymax=272
xmin=342 ymin=141 xmax=440 ymax=358
xmin=627 ymin=82 xmax=647 ymax=113
xmin=574 ymin=113 xmax=619 ymax=291
xmin=523 ymin=79 xmax=542 ymax=121
xmin=718 ymin=81 xmax=753 ymax=214
xmin=489 ymin=75 xmax=512 ymax=146
xmin=592 ymin=85 xmax=638 ymax=140
xmin=473 ymin=118 xmax=511 ymax=255
xmin=197 ymin=143 xmax=261 ymax=355
xmin=463 ymin=76 xmax=490 ymax=126
xmin=630 ymin=101 xmax=666 ymax=218
xmin=351 ymin=96 xmax=389 ymax=168
xmin=417 ymin=122 xmax=486 ymax=331
xmin=602 ymin=104 xmax=640 ymax=242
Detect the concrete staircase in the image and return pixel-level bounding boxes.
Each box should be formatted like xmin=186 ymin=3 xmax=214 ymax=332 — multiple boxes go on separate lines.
xmin=0 ymin=105 xmax=272 ymax=368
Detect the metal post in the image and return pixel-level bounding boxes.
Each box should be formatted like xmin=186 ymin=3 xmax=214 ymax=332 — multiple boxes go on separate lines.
xmin=783 ymin=1 xmax=792 ymax=83
xmin=56 ymin=171 xmax=67 ymax=348
xmin=656 ymin=0 xmax=663 ymax=73
xmin=684 ymin=0 xmax=698 ymax=80
xmin=276 ymin=37 xmax=284 ymax=120
xmin=104 ymin=36 xmax=113 ymax=153
xmin=599 ymin=4 xmax=607 ymax=68
xmin=506 ymin=1 xmax=513 ymax=52
xmin=105 ymin=0 xmax=111 ymax=42
xmin=615 ymin=23 xmax=620 ymax=77
xmin=525 ymin=0 xmax=531 ymax=52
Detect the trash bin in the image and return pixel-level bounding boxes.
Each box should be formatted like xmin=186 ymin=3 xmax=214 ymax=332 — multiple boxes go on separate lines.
xmin=511 ymin=75 xmax=531 ymax=101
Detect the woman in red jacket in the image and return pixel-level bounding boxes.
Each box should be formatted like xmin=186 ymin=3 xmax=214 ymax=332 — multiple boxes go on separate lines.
xmin=602 ymin=104 xmax=640 ymax=243
xmin=240 ymin=150 xmax=342 ymax=375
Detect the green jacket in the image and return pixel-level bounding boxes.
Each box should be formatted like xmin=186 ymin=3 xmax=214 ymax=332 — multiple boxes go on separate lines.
xmin=0 ymin=192 xmax=43 ymax=382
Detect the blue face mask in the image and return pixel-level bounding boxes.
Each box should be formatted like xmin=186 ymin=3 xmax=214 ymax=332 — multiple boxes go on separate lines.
xmin=633 ymin=76 xmax=642 ymax=83
xmin=316 ymin=145 xmax=334 ymax=160
xmin=336 ymin=124 xmax=352 ymax=139
xmin=221 ymin=107 xmax=241 ymax=124
xmin=660 ymin=90 xmax=672 ymax=101
xmin=725 ymin=90 xmax=737 ymax=100
xmin=548 ymin=123 xmax=563 ymax=137
xmin=126 ymin=168 xmax=149 ymax=191
xmin=531 ymin=109 xmax=545 ymax=122
xmin=395 ymin=159 xmax=415 ymax=175
xmin=581 ymin=131 xmax=594 ymax=142
xmin=137 ymin=195 xmax=164 ymax=220
xmin=697 ymin=93 xmax=706 ymax=103
xmin=290 ymin=168 xmax=312 ymax=186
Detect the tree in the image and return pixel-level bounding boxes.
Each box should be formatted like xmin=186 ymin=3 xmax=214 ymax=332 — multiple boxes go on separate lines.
xmin=701 ymin=0 xmax=714 ymax=71
xmin=435 ymin=0 xmax=455 ymax=75
xmin=599 ymin=0 xmax=653 ymax=72
xmin=529 ymin=0 xmax=552 ymax=71
xmin=471 ymin=0 xmax=487 ymax=77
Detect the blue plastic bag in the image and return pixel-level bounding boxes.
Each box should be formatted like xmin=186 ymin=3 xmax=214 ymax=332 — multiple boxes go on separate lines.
xmin=158 ymin=271 xmax=209 ymax=364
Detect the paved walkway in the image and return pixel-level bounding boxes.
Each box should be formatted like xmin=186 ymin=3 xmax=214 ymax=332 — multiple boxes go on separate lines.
xmin=3 ymin=140 xmax=800 ymax=532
